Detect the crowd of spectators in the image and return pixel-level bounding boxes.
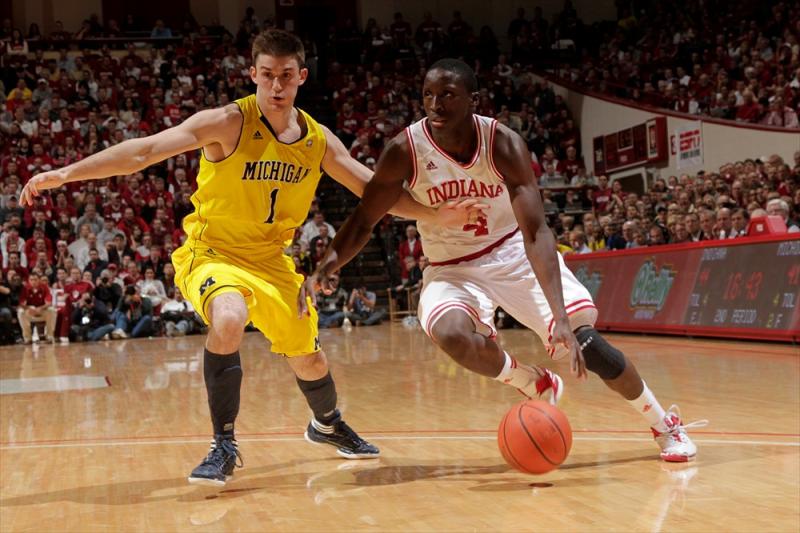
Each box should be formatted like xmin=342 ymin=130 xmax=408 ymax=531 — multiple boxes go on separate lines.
xmin=552 ymin=152 xmax=800 ymax=256
xmin=328 ymin=10 xmax=583 ymax=180
xmin=0 ymin=14 xmax=252 ymax=343
xmin=0 ymin=9 xmax=396 ymax=341
xmin=553 ymin=0 xmax=800 ymax=127
xmin=0 ymin=5 xmax=798 ymax=340
xmin=321 ymin=6 xmax=799 ymax=272
xmin=322 ymin=7 xmax=589 ymax=293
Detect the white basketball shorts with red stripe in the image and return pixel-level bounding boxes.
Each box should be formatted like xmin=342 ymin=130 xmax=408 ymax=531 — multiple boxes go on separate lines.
xmin=418 ymin=231 xmax=598 ymax=360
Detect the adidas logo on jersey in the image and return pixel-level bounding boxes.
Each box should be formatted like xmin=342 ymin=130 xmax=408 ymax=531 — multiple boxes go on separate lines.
xmin=253 ymin=130 xmax=263 ymax=140
xmin=425 ymin=161 xmax=438 ymax=170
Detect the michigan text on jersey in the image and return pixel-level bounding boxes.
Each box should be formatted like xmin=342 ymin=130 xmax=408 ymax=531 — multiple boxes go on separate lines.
xmin=241 ymin=160 xmax=312 ymax=183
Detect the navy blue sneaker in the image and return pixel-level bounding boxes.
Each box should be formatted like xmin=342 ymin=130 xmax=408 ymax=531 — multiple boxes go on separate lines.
xmin=304 ymin=418 xmax=380 ymax=459
xmin=188 ymin=436 xmax=243 ymax=486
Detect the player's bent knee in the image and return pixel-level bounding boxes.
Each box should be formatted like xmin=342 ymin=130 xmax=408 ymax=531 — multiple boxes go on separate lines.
xmin=207 ymin=293 xmax=248 ymax=332
xmin=210 ymin=311 xmax=248 ymax=336
xmin=290 ymin=351 xmax=329 ymax=375
xmin=575 ymin=326 xmax=626 ymax=380
xmin=430 ymin=312 xmax=477 ymax=358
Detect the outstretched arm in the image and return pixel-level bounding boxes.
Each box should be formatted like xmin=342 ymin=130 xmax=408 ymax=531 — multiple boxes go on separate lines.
xmin=493 ymin=123 xmax=586 ymax=379
xmin=322 ymin=135 xmax=411 ymax=273
xmin=297 ymin=134 xmax=412 ymax=316
xmin=321 ymin=126 xmax=484 ymax=227
xmin=20 ymin=105 xmax=241 ymax=206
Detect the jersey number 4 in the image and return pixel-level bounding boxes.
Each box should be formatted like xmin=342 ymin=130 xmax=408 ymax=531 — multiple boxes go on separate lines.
xmin=264 ymin=189 xmax=279 ymax=224
xmin=463 ymin=215 xmax=489 ymax=236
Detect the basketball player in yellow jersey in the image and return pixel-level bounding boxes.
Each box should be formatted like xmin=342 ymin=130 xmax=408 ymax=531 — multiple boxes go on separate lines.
xmin=21 ymin=29 xmax=485 ymax=486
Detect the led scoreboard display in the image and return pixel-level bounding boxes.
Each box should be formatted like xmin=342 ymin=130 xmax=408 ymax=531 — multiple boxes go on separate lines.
xmin=684 ymin=240 xmax=800 ymax=331
xmin=565 ymin=235 xmax=800 ymax=342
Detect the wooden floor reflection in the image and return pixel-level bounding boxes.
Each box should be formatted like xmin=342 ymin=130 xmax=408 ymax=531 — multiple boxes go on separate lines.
xmin=1 ymin=324 xmax=798 ymax=532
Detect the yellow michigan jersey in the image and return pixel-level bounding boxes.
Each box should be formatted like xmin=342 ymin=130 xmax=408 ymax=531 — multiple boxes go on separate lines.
xmin=172 ymin=94 xmax=326 ymax=356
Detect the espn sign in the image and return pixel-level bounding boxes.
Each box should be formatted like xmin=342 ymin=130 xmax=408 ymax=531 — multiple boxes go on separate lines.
xmin=675 ymin=122 xmax=703 ymax=169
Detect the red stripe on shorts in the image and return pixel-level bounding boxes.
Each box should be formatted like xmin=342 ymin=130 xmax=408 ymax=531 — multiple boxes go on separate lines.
xmin=425 ymin=301 xmax=496 ymax=339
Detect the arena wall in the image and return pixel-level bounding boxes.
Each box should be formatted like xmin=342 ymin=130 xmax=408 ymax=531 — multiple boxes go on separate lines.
xmin=564 ymin=234 xmax=800 ymax=343
xmin=533 ymin=74 xmax=800 ymax=180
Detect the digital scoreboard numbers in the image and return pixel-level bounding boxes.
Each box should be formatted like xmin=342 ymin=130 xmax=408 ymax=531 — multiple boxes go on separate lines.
xmin=685 ymin=240 xmax=800 ymax=330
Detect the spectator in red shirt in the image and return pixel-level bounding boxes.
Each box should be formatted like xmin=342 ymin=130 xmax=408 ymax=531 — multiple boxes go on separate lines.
xmin=397 ymin=224 xmax=423 ymax=280
xmin=610 ymin=179 xmax=628 ymax=204
xmin=736 ymin=89 xmax=763 ymax=123
xmin=355 ymin=118 xmax=378 ymax=145
xmin=25 ymin=233 xmax=53 ymax=265
xmin=17 ymin=271 xmax=56 ymax=343
xmin=336 ymin=102 xmax=363 ymax=145
xmin=64 ymin=266 xmax=94 ymax=306
xmin=117 ymin=207 xmax=150 ymax=240
xmin=592 ymin=175 xmax=612 ymax=213
xmin=51 ymin=266 xmax=72 ymax=342
xmin=530 ymin=152 xmax=543 ymax=178
xmin=103 ymin=193 xmax=127 ymax=223
xmin=52 ymin=191 xmax=78 ymax=221
xmin=349 ymin=131 xmax=377 ymax=162
xmin=145 ymin=176 xmax=174 ymax=207
xmin=120 ymin=261 xmax=143 ymax=287
xmin=149 ymin=218 xmax=169 ymax=246
xmin=557 ymin=146 xmax=585 ymax=180
xmin=3 ymin=251 xmax=28 ymax=281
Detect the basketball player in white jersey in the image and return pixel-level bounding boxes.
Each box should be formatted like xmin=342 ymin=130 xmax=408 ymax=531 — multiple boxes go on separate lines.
xmin=306 ymin=59 xmax=705 ymax=462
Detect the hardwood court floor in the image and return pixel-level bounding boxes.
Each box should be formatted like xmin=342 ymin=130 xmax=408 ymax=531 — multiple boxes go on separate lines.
xmin=0 ymin=324 xmax=798 ymax=532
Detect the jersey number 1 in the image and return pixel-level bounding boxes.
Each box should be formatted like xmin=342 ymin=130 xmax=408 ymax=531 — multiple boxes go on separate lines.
xmin=265 ymin=189 xmax=279 ymax=224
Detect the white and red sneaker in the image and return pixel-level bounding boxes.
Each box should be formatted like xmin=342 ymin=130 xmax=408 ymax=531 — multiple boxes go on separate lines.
xmin=517 ymin=367 xmax=563 ymax=405
xmin=652 ymin=405 xmax=708 ymax=462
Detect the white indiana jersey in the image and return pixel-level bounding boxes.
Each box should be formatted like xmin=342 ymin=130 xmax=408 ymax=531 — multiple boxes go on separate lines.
xmin=405 ymin=115 xmax=518 ymax=264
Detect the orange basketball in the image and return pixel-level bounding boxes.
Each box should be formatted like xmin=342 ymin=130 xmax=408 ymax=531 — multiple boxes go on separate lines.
xmin=497 ymin=399 xmax=572 ymax=474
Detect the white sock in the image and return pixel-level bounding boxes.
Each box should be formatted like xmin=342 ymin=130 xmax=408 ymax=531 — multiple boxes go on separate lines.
xmin=495 ymin=352 xmax=541 ymax=393
xmin=628 ymin=381 xmax=668 ymax=432
xmin=495 ymin=351 xmax=514 ymax=382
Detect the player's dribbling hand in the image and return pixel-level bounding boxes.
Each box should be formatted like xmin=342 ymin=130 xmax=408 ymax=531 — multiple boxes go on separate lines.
xmin=20 ymin=169 xmax=68 ymax=206
xmin=435 ymin=198 xmax=490 ymax=227
xmin=550 ymin=320 xmax=587 ymax=380
xmin=297 ymin=273 xmax=319 ymax=319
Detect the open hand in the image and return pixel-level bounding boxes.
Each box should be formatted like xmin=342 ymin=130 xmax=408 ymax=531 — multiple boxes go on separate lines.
xmin=434 ymin=198 xmax=490 ymax=227
xmin=550 ymin=319 xmax=587 ymax=380
xmin=20 ymin=170 xmax=68 ymax=206
xmin=297 ymin=274 xmax=318 ymax=318
xmin=297 ymin=266 xmax=336 ymax=319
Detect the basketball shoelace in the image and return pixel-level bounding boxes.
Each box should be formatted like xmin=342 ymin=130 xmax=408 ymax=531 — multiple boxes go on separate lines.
xmin=663 ymin=405 xmax=709 ymax=437
xmin=203 ymin=438 xmax=244 ymax=469
xmin=334 ymin=421 xmax=367 ymax=447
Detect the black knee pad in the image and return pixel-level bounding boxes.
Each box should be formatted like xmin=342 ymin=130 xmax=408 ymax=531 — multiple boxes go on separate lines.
xmin=575 ymin=327 xmax=626 ymax=380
